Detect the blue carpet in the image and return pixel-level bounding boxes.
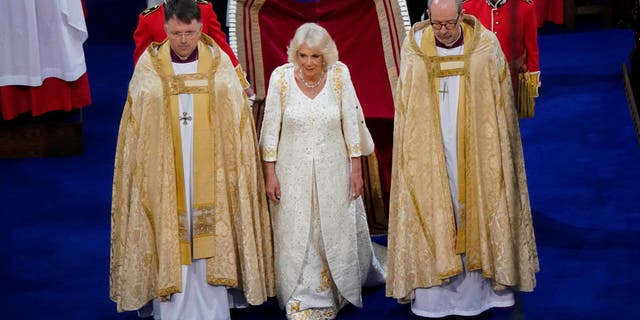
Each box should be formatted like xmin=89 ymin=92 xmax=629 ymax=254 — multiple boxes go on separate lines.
xmin=1 ymin=9 xmax=639 ymax=320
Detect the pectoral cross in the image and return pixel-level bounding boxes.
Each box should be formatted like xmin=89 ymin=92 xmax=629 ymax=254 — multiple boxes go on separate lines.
xmin=179 ymin=112 xmax=192 ymax=125
xmin=439 ymin=81 xmax=449 ymax=100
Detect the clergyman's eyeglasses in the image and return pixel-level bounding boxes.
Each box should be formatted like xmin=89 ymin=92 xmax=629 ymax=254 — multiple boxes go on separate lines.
xmin=431 ymin=14 xmax=460 ymax=30
xmin=168 ymin=30 xmax=199 ymax=40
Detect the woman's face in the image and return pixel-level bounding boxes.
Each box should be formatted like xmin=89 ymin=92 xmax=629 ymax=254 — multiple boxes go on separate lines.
xmin=296 ymin=44 xmax=324 ymax=79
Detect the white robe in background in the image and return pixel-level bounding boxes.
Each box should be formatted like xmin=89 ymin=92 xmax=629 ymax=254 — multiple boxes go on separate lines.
xmin=0 ymin=0 xmax=87 ymax=86
xmin=409 ymin=30 xmax=514 ymax=318
xmin=147 ymin=0 xmax=164 ymax=8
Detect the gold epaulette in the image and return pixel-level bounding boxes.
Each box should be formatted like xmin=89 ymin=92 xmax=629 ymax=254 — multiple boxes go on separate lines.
xmin=196 ymin=0 xmax=209 ymax=4
xmin=141 ymin=4 xmax=161 ymax=16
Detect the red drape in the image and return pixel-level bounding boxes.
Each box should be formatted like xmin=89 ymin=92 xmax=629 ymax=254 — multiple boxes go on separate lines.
xmin=238 ymin=0 xmax=406 ymax=119
xmin=535 ymin=0 xmax=564 ymax=27
xmin=236 ymin=0 xmax=408 ymax=215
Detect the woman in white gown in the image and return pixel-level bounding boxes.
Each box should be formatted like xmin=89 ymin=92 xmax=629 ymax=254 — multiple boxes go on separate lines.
xmin=260 ymin=23 xmax=385 ymax=320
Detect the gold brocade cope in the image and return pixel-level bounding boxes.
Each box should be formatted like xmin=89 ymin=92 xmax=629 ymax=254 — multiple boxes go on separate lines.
xmin=386 ymin=16 xmax=539 ymax=303
xmin=235 ymin=65 xmax=250 ymax=89
xmin=426 ymin=55 xmax=466 ymax=78
xmin=155 ymin=40 xmax=219 ymax=265
xmin=166 ymin=74 xmax=211 ymax=95
xmin=110 ymin=35 xmax=275 ymax=312
xmin=419 ymin=24 xmax=471 ymax=255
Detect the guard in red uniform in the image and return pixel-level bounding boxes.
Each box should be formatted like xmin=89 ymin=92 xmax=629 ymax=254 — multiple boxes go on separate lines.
xmin=463 ymin=0 xmax=540 ymax=117
xmin=133 ymin=0 xmax=253 ymax=95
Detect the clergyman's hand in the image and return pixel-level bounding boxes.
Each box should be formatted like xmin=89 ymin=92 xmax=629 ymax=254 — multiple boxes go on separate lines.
xmin=245 ymin=86 xmax=256 ymax=107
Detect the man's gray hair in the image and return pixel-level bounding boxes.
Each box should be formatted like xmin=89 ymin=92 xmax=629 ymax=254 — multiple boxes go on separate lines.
xmin=427 ymin=0 xmax=463 ymax=11
xmin=286 ymin=23 xmax=338 ymax=69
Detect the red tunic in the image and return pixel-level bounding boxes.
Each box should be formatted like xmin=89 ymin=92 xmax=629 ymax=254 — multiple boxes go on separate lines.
xmin=463 ymin=0 xmax=539 ymax=74
xmin=132 ymin=1 xmax=239 ymax=68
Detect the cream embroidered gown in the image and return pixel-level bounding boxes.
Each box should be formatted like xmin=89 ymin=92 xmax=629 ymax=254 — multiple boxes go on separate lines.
xmin=260 ymin=63 xmax=385 ymax=319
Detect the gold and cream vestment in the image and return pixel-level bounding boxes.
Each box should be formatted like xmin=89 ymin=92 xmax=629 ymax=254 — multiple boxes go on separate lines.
xmin=386 ymin=15 xmax=539 ymax=303
xmin=110 ymin=35 xmax=275 ymax=312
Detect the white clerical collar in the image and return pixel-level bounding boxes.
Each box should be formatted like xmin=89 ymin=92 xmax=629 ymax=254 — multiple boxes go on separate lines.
xmin=486 ymin=0 xmax=507 ymax=8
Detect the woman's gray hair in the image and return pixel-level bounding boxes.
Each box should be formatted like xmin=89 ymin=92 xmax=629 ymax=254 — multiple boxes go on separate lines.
xmin=286 ymin=23 xmax=338 ymax=69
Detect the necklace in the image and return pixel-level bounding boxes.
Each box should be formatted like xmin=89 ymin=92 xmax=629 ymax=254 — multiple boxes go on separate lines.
xmin=298 ymin=68 xmax=324 ymax=95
